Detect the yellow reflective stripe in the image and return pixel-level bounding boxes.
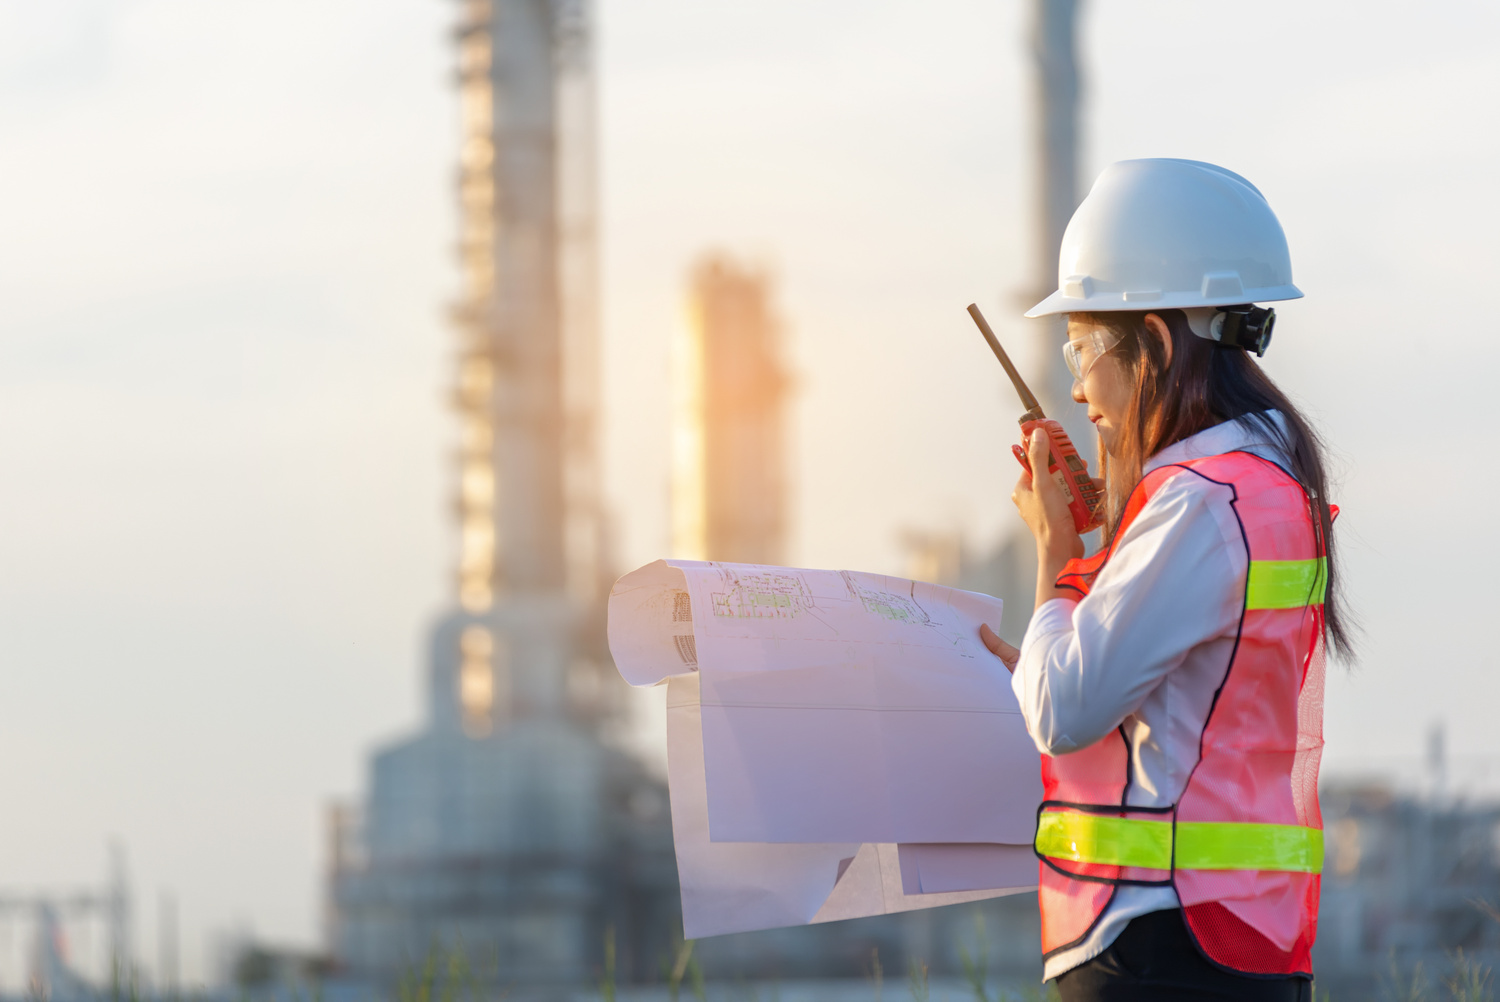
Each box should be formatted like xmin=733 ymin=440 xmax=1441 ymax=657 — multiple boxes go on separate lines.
xmin=1036 ymin=814 xmax=1323 ymax=874
xmin=1176 ymin=822 xmax=1323 ymax=873
xmin=1036 ymin=813 xmax=1172 ymax=870
xmin=1246 ymin=557 xmax=1326 ymax=609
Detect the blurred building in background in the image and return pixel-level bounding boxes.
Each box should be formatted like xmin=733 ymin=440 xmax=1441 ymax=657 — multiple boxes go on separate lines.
xmin=325 ymin=0 xmax=678 ymax=992
xmin=1312 ymin=729 xmax=1500 ymax=997
xmin=671 ymin=254 xmax=791 ymax=565
xmin=0 ymin=846 xmax=132 ymax=1001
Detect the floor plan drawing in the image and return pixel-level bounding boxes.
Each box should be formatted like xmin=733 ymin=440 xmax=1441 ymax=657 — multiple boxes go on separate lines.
xmin=709 ymin=570 xmax=811 ymax=619
xmin=845 ymin=574 xmax=932 ymax=626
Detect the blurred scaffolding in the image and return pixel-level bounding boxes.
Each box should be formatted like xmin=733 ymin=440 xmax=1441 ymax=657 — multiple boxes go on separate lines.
xmin=325 ymin=0 xmax=678 ymax=991
xmin=0 ymin=845 xmax=131 ymax=1002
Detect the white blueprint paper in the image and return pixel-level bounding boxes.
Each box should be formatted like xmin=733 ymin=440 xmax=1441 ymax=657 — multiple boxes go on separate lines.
xmin=608 ymin=559 xmax=1045 ymax=936
xmin=609 ymin=560 xmax=1043 ymax=845
xmin=667 ymin=673 xmax=1033 ymax=938
xmin=896 ymin=843 xmax=1038 ymax=895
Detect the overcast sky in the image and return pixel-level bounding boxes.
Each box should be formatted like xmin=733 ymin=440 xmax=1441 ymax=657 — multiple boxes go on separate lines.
xmin=1 ymin=0 xmax=1497 ymax=988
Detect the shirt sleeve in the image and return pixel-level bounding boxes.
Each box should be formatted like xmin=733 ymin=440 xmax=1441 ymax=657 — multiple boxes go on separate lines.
xmin=1009 ymin=472 xmax=1247 ymax=756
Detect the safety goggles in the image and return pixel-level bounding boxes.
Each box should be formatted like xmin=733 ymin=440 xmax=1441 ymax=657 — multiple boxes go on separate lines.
xmin=1062 ymin=328 xmax=1121 ymax=382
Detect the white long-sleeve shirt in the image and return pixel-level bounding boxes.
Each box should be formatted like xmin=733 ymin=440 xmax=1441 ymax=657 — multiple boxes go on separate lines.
xmin=1012 ymin=413 xmax=1295 ymax=982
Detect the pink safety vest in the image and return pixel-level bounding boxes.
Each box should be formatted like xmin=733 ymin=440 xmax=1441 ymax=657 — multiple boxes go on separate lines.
xmin=1035 ymin=451 xmax=1327 ymax=977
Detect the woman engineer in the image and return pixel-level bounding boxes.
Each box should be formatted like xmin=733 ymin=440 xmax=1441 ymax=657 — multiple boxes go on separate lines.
xmin=978 ymin=159 xmax=1353 ymax=1002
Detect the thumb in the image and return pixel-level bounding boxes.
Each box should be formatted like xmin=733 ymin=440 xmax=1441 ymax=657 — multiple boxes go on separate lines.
xmin=979 ymin=622 xmax=1019 ymax=673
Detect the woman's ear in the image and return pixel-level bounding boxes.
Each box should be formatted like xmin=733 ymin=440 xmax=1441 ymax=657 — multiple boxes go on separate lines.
xmin=1143 ymin=313 xmax=1173 ymax=367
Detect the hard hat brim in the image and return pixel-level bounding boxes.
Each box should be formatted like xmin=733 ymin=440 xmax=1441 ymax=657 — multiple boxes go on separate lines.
xmin=1024 ymin=284 xmax=1304 ymax=320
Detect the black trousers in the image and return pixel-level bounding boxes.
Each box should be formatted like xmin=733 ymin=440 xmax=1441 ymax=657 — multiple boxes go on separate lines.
xmin=1054 ymin=909 xmax=1312 ymax=1002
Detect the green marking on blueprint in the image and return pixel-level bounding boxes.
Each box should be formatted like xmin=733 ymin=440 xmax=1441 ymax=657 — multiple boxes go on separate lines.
xmin=855 ymin=587 xmax=930 ymax=625
xmin=711 ymin=573 xmax=808 ymax=619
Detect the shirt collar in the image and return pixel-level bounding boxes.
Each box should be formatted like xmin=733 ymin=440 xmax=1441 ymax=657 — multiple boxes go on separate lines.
xmin=1143 ymin=410 xmax=1291 ymax=475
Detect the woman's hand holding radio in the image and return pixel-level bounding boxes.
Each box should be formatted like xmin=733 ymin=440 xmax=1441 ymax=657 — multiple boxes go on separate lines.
xmin=1013 ymin=428 xmax=1084 ymax=557
xmin=1013 ymin=427 xmax=1092 ymax=609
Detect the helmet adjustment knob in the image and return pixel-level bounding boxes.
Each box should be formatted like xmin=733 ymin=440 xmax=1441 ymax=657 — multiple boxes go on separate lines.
xmin=1214 ymin=306 xmax=1276 ymax=357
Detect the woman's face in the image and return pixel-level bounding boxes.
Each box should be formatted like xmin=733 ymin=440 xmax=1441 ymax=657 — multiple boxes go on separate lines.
xmin=1066 ymin=315 xmax=1136 ymax=458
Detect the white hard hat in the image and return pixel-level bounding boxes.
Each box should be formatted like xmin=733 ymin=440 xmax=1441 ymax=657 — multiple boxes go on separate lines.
xmin=1025 ymin=158 xmax=1302 ymax=319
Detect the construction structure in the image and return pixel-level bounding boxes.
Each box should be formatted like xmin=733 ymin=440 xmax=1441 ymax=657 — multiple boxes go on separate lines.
xmin=326 ymin=0 xmax=678 ymax=990
xmin=0 ymin=845 xmax=132 ymax=1001
xmin=671 ymin=255 xmax=792 ymax=565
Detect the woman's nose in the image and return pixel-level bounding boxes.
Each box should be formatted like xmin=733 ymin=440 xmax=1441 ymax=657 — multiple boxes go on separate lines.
xmin=1071 ymin=378 xmax=1087 ymax=403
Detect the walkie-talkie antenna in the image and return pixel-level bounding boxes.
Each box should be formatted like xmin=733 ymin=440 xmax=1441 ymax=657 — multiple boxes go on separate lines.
xmin=967 ymin=304 xmax=1045 ymax=423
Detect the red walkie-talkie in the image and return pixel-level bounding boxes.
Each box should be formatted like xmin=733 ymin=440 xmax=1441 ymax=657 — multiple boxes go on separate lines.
xmin=967 ymin=304 xmax=1103 ymax=533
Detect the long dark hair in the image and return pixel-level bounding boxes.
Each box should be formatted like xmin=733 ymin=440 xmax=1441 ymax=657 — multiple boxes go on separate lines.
xmin=1079 ymin=308 xmax=1356 ymax=659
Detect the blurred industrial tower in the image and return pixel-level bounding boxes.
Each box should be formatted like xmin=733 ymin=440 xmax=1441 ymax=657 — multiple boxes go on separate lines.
xmin=661 ymin=2 xmax=1090 ymax=980
xmin=1028 ymin=0 xmax=1085 ymax=434
xmin=671 ymin=255 xmax=791 ymax=565
xmin=664 ymin=255 xmax=1044 ymax=988
xmin=904 ymin=0 xmax=1084 ymax=644
xmin=327 ymin=0 xmax=677 ymax=991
